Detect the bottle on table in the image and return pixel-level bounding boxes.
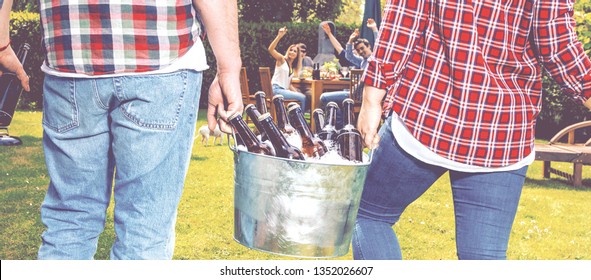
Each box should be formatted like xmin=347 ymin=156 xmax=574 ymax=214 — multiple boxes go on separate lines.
xmin=336 ymin=98 xmax=363 ymax=162
xmin=228 ymin=112 xmax=275 ymax=156
xmin=287 ymin=104 xmax=328 ymax=158
xmin=257 ymin=113 xmax=305 ymax=160
xmin=312 ymin=63 xmax=320 ymax=80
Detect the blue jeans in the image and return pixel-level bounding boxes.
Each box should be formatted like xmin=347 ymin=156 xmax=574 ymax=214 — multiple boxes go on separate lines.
xmin=272 ymin=84 xmax=307 ymax=112
xmin=38 ymin=70 xmax=202 ymax=259
xmin=319 ymin=90 xmax=349 ymax=128
xmin=352 ymin=117 xmax=528 ymax=260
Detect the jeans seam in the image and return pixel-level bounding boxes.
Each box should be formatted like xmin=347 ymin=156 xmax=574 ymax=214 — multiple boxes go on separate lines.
xmin=92 ymin=79 xmax=109 ymax=110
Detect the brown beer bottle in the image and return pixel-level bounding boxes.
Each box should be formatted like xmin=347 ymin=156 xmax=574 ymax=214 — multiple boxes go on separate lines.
xmin=317 ymin=102 xmax=338 ymax=142
xmin=312 ymin=108 xmax=325 ymax=135
xmin=244 ymin=104 xmax=268 ymax=142
xmin=287 ymin=104 xmax=328 ymax=158
xmin=228 ymin=112 xmax=275 ymax=156
xmin=337 ymin=99 xmax=363 ymax=162
xmin=254 ymin=91 xmax=269 ymax=115
xmin=272 ymin=95 xmax=296 ymax=135
xmin=0 ymin=43 xmax=30 ymax=126
xmin=257 ymin=113 xmax=305 ymax=160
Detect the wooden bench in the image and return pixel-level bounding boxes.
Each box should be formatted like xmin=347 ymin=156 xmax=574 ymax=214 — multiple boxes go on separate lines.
xmin=535 ymin=120 xmax=591 ymax=187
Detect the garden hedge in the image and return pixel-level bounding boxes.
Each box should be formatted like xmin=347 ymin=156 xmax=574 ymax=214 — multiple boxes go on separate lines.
xmin=7 ymin=11 xmax=590 ymax=139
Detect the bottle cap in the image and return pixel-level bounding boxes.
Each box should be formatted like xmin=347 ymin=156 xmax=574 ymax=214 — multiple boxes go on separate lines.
xmin=228 ymin=112 xmax=243 ymax=121
xmin=313 ymin=108 xmax=324 ymax=114
xmin=326 ymin=101 xmax=339 ymax=108
xmin=287 ymin=102 xmax=299 ymax=109
xmin=255 ymin=91 xmax=266 ymax=97
xmin=257 ymin=112 xmax=272 ymax=122
xmin=245 ymin=104 xmax=256 ymax=110
xmin=272 ymin=95 xmax=284 ymax=100
xmin=287 ymin=103 xmax=301 ymax=113
xmin=342 ymin=98 xmax=354 ymax=105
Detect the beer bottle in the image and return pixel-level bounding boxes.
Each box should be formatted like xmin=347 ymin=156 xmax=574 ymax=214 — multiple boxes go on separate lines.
xmin=254 ymin=91 xmax=268 ymax=115
xmin=244 ymin=104 xmax=268 ymax=142
xmin=0 ymin=43 xmax=30 ymax=126
xmin=287 ymin=104 xmax=328 ymax=158
xmin=312 ymin=108 xmax=325 ymax=135
xmin=257 ymin=113 xmax=305 ymax=160
xmin=317 ymin=102 xmax=338 ymax=142
xmin=272 ymin=95 xmax=296 ymax=135
xmin=228 ymin=112 xmax=274 ymax=156
xmin=312 ymin=63 xmax=320 ymax=80
xmin=337 ymin=99 xmax=363 ymax=162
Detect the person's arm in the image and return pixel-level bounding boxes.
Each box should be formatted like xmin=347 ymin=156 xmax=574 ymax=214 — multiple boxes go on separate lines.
xmin=357 ymin=85 xmax=386 ymax=149
xmin=344 ymin=30 xmax=364 ymax=69
xmin=268 ymin=27 xmax=287 ymax=66
xmin=321 ymin=22 xmax=344 ymax=54
xmin=193 ymin=0 xmax=243 ymax=132
xmin=367 ymin=18 xmax=379 ymax=39
xmin=532 ymin=0 xmax=591 ymax=109
xmin=0 ymin=0 xmax=29 ymax=91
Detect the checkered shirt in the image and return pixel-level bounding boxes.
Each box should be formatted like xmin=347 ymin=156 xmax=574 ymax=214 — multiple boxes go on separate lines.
xmin=365 ymin=0 xmax=591 ymax=167
xmin=39 ymin=0 xmax=202 ymax=75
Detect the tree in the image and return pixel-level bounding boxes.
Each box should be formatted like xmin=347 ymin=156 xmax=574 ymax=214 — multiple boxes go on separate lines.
xmin=239 ymin=0 xmax=342 ymax=22
xmin=239 ymin=0 xmax=295 ymax=22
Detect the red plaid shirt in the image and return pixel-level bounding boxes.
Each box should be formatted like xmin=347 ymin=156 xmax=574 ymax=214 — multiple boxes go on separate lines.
xmin=365 ymin=0 xmax=591 ymax=167
xmin=39 ymin=1 xmax=202 ymax=75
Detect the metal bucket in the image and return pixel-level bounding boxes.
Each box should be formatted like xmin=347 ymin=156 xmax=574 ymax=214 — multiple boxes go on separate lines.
xmin=231 ymin=146 xmax=370 ymax=258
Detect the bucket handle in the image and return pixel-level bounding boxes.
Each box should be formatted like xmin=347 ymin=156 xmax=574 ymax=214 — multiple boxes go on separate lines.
xmin=227 ymin=127 xmax=239 ymax=153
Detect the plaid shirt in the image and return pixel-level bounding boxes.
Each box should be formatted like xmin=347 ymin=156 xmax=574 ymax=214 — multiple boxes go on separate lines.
xmin=39 ymin=0 xmax=202 ymax=75
xmin=365 ymin=0 xmax=591 ymax=167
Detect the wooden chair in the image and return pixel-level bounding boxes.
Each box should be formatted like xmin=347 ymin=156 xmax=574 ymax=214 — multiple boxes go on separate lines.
xmin=535 ymin=120 xmax=591 ymax=187
xmin=349 ymin=69 xmax=364 ymax=116
xmin=240 ymin=67 xmax=256 ymax=106
xmin=258 ymin=66 xmax=303 ymax=121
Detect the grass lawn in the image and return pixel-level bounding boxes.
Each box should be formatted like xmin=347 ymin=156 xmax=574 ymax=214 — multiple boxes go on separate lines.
xmin=1 ymin=110 xmax=590 ymax=260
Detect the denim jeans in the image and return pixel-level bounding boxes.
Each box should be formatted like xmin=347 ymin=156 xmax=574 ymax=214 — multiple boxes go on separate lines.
xmin=352 ymin=117 xmax=528 ymax=260
xmin=319 ymin=90 xmax=349 ymax=129
xmin=38 ymin=70 xmax=202 ymax=259
xmin=272 ymin=84 xmax=307 ymax=112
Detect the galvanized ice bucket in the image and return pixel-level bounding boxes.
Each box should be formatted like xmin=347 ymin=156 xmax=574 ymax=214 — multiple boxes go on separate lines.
xmin=231 ymin=145 xmax=370 ymax=258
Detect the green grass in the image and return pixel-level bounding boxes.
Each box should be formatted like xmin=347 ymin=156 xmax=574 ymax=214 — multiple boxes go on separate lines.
xmin=1 ymin=111 xmax=589 ymax=260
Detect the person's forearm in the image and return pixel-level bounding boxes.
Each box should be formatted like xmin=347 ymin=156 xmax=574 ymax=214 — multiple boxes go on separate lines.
xmin=193 ymin=0 xmax=241 ymax=73
xmin=268 ymin=33 xmax=282 ymax=54
xmin=327 ymin=33 xmax=344 ymax=54
xmin=0 ymin=0 xmax=13 ymax=47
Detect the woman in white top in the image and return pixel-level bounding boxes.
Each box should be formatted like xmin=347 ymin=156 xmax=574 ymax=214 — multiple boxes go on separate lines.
xmin=268 ymin=27 xmax=307 ymax=111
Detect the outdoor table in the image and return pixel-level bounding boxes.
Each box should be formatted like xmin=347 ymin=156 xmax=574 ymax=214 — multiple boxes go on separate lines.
xmin=291 ymin=78 xmax=351 ymax=131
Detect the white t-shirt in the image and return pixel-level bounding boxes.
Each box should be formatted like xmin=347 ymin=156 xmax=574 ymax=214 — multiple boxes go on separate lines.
xmin=390 ymin=114 xmax=534 ymax=172
xmin=41 ymin=38 xmax=209 ymax=78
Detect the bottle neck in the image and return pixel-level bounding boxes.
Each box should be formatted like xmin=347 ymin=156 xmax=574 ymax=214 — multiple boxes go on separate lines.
xmin=324 ymin=106 xmax=338 ymax=129
xmin=230 ymin=116 xmax=261 ymax=148
xmin=313 ymin=111 xmax=325 ymax=132
xmin=255 ymin=95 xmax=268 ymax=114
xmin=289 ymin=108 xmax=314 ymax=139
xmin=273 ymin=99 xmax=290 ymax=130
xmin=260 ymin=116 xmax=290 ymax=149
xmin=342 ymin=102 xmax=355 ymax=127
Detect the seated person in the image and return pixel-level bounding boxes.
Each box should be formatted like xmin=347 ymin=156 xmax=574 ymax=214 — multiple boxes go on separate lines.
xmin=319 ymin=19 xmax=377 ymax=127
xmin=299 ymin=43 xmax=314 ymax=68
xmin=268 ymin=27 xmax=307 ymax=111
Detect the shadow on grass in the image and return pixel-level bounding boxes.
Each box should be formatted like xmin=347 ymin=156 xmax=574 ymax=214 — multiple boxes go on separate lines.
xmin=525 ymin=177 xmax=591 ymax=191
xmin=191 ymin=155 xmax=209 ymax=161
